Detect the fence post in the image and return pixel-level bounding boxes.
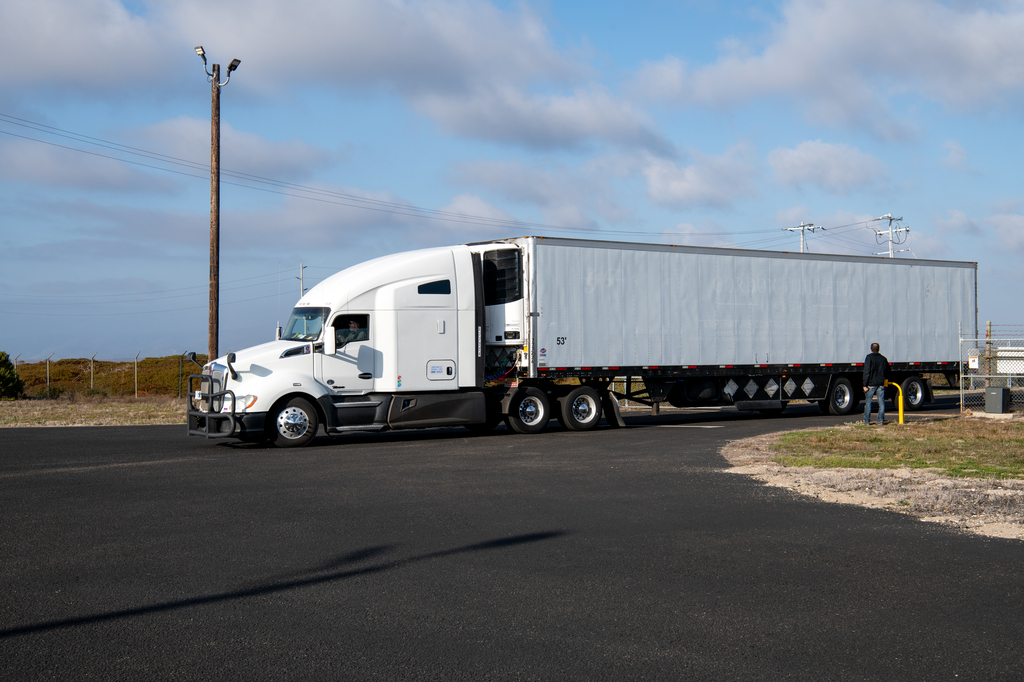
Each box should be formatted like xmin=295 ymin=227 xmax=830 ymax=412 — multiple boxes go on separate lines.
xmin=90 ymin=353 xmax=96 ymax=396
xmin=135 ymin=351 xmax=140 ymax=399
xmin=13 ymin=354 xmax=20 ymax=378
xmin=46 ymin=353 xmax=53 ymax=398
xmin=984 ymin=321 xmax=993 ymax=387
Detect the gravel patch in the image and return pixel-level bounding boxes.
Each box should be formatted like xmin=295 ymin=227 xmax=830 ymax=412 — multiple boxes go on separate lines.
xmin=722 ymin=429 xmax=1024 ymax=541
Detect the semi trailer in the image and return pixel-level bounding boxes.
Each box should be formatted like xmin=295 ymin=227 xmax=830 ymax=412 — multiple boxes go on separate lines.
xmin=187 ymin=236 xmax=977 ymax=447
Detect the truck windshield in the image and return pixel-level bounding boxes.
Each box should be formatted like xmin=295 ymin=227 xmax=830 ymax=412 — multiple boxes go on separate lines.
xmin=282 ymin=307 xmax=329 ymax=341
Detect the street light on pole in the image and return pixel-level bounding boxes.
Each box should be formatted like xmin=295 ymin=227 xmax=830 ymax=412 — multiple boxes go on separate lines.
xmin=195 ymin=46 xmax=240 ymax=363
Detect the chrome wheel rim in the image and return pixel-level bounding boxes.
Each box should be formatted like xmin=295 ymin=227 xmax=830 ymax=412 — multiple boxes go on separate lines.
xmin=571 ymin=395 xmax=596 ymax=423
xmin=277 ymin=407 xmax=310 ymax=439
xmin=833 ymin=385 xmax=852 ymax=410
xmin=518 ymin=397 xmax=544 ymax=425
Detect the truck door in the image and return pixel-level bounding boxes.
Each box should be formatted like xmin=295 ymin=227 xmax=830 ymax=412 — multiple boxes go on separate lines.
xmin=318 ymin=313 xmax=376 ymax=393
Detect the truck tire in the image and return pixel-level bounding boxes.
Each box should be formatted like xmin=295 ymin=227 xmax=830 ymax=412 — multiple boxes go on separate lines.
xmin=506 ymin=387 xmax=551 ymax=434
xmin=901 ymin=376 xmax=927 ymax=411
xmin=826 ymin=378 xmax=856 ymax=415
xmin=269 ymin=397 xmax=319 ymax=448
xmin=560 ymin=386 xmax=603 ymax=431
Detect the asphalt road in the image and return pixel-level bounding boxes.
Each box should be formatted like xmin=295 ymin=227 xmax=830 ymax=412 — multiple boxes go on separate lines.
xmin=2 ymin=397 xmax=1023 ymax=680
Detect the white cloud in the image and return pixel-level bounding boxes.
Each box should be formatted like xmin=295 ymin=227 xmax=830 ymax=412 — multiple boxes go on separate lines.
xmin=0 ymin=0 xmax=672 ymax=152
xmin=769 ymin=141 xmax=886 ymax=194
xmin=164 ymin=0 xmax=577 ymax=96
xmin=0 ymin=0 xmax=573 ymax=94
xmin=453 ymin=159 xmax=629 ymax=228
xmin=642 ymin=144 xmax=757 ymax=209
xmin=940 ymin=140 xmax=971 ymax=172
xmin=632 ymin=0 xmax=1024 ymax=137
xmin=126 ymin=117 xmax=342 ymax=181
xmin=414 ymin=87 xmax=671 ymax=153
xmin=987 ymin=213 xmax=1024 ymax=253
xmin=0 ymin=138 xmax=180 ymax=193
xmin=933 ymin=209 xmax=983 ymax=236
xmin=775 ymin=206 xmax=811 ymax=226
xmin=0 ymin=116 xmax=341 ymax=193
xmin=0 ymin=0 xmax=167 ymax=93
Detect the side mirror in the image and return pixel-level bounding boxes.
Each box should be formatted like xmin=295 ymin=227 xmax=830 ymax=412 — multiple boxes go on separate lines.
xmin=324 ymin=328 xmax=336 ymax=355
xmin=225 ymin=352 xmax=239 ymax=380
xmin=185 ymin=352 xmax=202 ymax=368
xmin=275 ymin=326 xmax=282 ymax=340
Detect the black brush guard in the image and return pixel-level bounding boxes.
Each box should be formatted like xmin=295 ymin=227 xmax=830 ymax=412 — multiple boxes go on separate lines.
xmin=187 ymin=373 xmax=237 ymax=438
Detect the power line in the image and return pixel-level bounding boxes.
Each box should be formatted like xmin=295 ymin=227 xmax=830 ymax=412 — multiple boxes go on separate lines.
xmin=0 ymin=270 xmax=285 ymax=301
xmin=0 ymin=292 xmax=283 ymax=317
xmin=0 ymin=112 xmax=898 ymax=248
xmin=0 ymin=112 xmax=783 ymax=240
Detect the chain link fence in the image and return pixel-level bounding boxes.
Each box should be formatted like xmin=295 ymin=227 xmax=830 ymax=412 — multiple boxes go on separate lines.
xmin=960 ymin=324 xmax=1024 ymax=412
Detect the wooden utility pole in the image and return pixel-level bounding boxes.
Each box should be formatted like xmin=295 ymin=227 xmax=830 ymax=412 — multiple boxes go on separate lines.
xmin=195 ymin=46 xmax=239 ymax=363
xmin=209 ymin=62 xmax=221 ymax=362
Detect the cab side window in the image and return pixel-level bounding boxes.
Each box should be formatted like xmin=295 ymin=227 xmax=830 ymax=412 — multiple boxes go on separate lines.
xmin=333 ymin=314 xmax=369 ymax=348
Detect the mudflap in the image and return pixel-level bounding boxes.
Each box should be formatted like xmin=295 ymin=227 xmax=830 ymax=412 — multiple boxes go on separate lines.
xmin=602 ymin=390 xmax=625 ymax=428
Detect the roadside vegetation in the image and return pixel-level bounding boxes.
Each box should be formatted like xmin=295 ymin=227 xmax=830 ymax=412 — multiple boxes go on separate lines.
xmin=772 ymin=418 xmax=1024 ymax=479
xmin=0 ymin=394 xmax=185 ymax=427
xmin=0 ymin=353 xmax=203 ymax=427
xmin=7 ymin=354 xmax=209 ymax=399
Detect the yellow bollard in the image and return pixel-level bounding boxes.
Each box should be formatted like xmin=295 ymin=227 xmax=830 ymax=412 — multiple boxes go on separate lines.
xmin=884 ymin=380 xmax=904 ymax=425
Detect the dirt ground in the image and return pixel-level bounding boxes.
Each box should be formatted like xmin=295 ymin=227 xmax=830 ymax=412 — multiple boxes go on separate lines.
xmin=721 ymin=427 xmax=1024 ymax=541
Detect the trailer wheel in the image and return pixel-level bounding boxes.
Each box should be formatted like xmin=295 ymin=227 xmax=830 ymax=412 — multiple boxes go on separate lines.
xmin=560 ymin=386 xmax=603 ymax=431
xmin=826 ymin=378 xmax=856 ymax=415
xmin=506 ymin=387 xmax=550 ymax=434
xmin=269 ymin=397 xmax=319 ymax=447
xmin=901 ymin=376 xmax=927 ymax=411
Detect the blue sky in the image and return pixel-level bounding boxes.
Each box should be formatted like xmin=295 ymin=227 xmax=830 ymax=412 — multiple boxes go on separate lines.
xmin=2 ymin=0 xmax=1022 ymax=361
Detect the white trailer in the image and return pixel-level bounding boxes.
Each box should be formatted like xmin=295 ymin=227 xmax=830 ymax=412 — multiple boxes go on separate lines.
xmin=187 ymin=237 xmax=977 ymax=446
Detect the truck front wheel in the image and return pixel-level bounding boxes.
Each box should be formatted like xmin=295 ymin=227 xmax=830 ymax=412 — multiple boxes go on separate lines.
xmin=269 ymin=397 xmax=319 ymax=447
xmin=506 ymin=387 xmax=551 ymax=434
xmin=826 ymin=378 xmax=856 ymax=415
xmin=560 ymin=386 xmax=603 ymax=431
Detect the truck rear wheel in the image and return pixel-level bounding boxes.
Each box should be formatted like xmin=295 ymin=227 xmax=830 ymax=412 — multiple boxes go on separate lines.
xmin=560 ymin=386 xmax=603 ymax=431
xmin=826 ymin=378 xmax=856 ymax=415
xmin=270 ymin=397 xmax=319 ymax=447
xmin=506 ymin=387 xmax=550 ymax=434
xmin=901 ymin=376 xmax=927 ymax=411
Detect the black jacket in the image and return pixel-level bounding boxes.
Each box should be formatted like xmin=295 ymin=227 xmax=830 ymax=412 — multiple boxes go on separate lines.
xmin=863 ymin=352 xmax=889 ymax=387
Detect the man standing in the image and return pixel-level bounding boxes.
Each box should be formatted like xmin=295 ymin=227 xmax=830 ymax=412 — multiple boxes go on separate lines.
xmin=863 ymin=342 xmax=890 ymax=425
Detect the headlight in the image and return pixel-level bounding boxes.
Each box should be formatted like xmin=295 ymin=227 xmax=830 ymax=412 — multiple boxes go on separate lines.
xmin=222 ymin=395 xmax=258 ymax=413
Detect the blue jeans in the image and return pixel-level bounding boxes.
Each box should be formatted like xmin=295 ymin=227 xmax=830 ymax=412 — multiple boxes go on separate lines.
xmin=864 ymin=385 xmax=885 ymax=424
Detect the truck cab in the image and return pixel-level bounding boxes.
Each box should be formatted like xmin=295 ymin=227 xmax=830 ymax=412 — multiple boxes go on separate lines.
xmin=188 ymin=243 xmax=531 ymax=446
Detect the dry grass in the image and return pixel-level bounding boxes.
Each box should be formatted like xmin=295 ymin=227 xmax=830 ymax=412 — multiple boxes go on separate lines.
xmin=773 ymin=418 xmax=1024 ymax=479
xmin=0 ymin=395 xmax=185 ymax=427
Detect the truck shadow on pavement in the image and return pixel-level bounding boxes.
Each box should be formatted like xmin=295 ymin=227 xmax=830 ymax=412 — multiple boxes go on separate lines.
xmin=0 ymin=531 xmax=567 ymax=639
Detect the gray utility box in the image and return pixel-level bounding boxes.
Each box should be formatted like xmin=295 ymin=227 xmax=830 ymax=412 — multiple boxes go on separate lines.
xmin=985 ymin=387 xmax=1011 ymax=413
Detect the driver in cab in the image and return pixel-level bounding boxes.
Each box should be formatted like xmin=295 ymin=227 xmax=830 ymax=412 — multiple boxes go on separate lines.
xmin=335 ymin=318 xmax=367 ymax=347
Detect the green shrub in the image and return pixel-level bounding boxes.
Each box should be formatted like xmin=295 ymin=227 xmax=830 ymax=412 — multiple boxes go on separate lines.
xmin=0 ymin=351 xmax=25 ymax=398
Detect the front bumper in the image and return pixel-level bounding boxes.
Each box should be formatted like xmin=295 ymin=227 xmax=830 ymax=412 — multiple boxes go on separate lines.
xmin=187 ymin=409 xmax=267 ymax=440
xmin=186 ymin=373 xmax=265 ymax=440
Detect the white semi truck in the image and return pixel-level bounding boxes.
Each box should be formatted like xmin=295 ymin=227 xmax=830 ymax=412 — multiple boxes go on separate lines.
xmin=187 ymin=236 xmax=977 ymax=447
